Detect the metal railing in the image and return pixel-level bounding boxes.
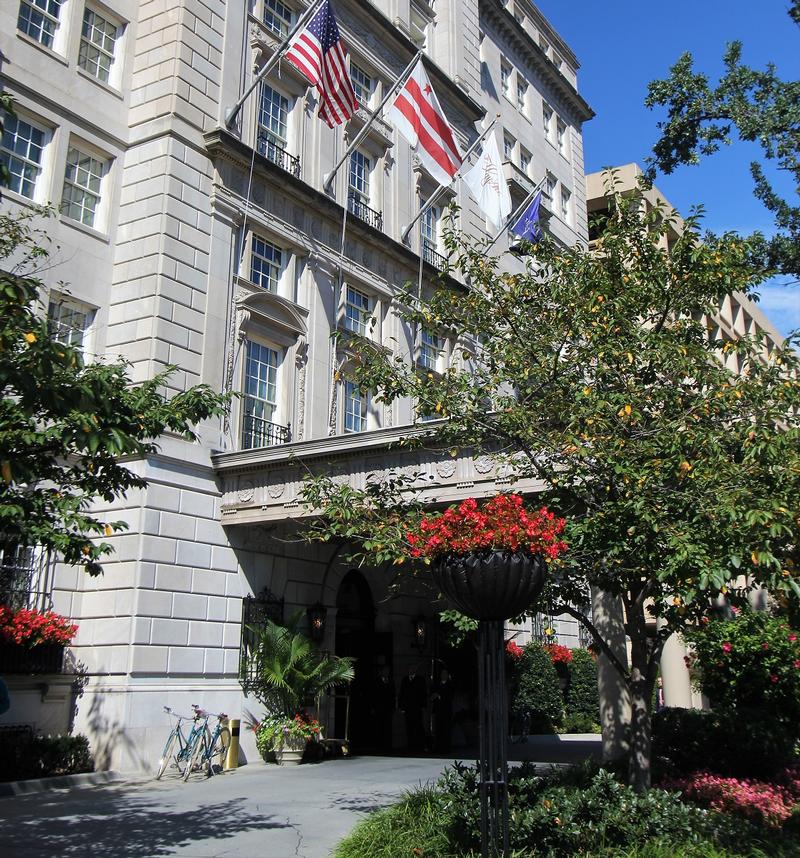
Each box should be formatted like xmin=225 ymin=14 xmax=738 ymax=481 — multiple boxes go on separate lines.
xmin=257 ymin=133 xmax=301 ymax=178
xmin=241 ymin=409 xmax=292 ymax=450
xmin=422 ymin=241 xmax=447 ymax=271
xmin=239 ymin=589 xmax=284 ymax=695
xmin=347 ymin=193 xmax=383 ymax=231
xmin=0 ymin=542 xmax=54 ymax=612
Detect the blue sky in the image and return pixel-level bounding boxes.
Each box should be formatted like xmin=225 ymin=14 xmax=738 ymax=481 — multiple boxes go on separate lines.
xmin=535 ymin=0 xmax=800 ymax=337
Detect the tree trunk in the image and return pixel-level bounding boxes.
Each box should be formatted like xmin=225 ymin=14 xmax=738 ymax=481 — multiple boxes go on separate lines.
xmin=627 ymin=627 xmax=655 ymax=793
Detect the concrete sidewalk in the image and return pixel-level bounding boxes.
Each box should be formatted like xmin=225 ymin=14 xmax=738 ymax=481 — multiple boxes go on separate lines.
xmin=0 ymin=756 xmax=450 ymax=858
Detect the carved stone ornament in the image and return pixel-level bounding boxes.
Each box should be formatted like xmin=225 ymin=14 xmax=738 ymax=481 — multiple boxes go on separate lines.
xmin=237 ymin=478 xmax=255 ymax=503
xmin=267 ymin=479 xmax=286 ymax=499
xmin=435 ymin=458 xmax=457 ymax=479
xmin=474 ymin=455 xmax=494 ymax=475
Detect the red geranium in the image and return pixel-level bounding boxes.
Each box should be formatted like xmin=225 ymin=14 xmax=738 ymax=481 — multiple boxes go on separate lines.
xmin=505 ymin=640 xmax=524 ymax=660
xmin=407 ymin=493 xmax=567 ymax=561
xmin=544 ymin=643 xmax=573 ymax=666
xmin=0 ymin=605 xmax=78 ymax=648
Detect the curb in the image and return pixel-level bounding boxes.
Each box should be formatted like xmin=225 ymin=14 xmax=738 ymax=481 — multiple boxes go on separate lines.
xmin=0 ymin=770 xmax=125 ymax=797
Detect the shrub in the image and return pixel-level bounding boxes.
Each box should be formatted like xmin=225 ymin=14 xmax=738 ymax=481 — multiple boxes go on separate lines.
xmin=0 ymin=732 xmax=94 ymax=782
xmin=566 ymin=647 xmax=600 ymax=724
xmin=510 ymin=640 xmax=563 ymax=734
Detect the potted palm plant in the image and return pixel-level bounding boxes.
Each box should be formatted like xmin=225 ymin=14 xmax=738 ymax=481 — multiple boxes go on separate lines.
xmin=247 ymin=612 xmax=354 ymax=765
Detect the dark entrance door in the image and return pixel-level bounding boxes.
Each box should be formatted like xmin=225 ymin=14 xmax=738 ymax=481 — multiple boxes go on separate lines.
xmin=334 ymin=570 xmax=391 ymax=752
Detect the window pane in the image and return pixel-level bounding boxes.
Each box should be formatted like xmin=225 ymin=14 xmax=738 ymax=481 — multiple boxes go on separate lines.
xmin=242 ymin=340 xmax=282 ymax=449
xmin=350 ymin=63 xmax=372 ymax=106
xmin=1 ymin=115 xmax=45 ymax=199
xmin=344 ymin=380 xmax=366 ymax=432
xmin=258 ymin=84 xmax=288 ymax=145
xmin=420 ymin=329 xmax=442 ymax=370
xmin=344 ymin=285 xmax=370 ymax=336
xmin=47 ymin=299 xmax=95 ymax=355
xmin=78 ymin=8 xmax=118 ymax=83
xmin=349 ymin=151 xmax=370 ymax=200
xmin=18 ymin=0 xmax=61 ymax=49
xmin=250 ymin=235 xmax=282 ymax=292
xmin=62 ymin=147 xmax=105 ymax=227
xmin=263 ymin=0 xmax=292 ymax=37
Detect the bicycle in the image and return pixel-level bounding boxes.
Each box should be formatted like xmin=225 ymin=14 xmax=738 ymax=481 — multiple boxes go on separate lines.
xmin=155 ymin=705 xmax=207 ymax=780
xmin=182 ymin=710 xmax=231 ymax=781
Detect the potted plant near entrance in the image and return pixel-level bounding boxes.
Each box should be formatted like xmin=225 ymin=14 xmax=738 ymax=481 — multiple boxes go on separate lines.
xmin=408 ymin=493 xmax=567 ymax=620
xmin=0 ymin=605 xmax=78 ymax=674
xmin=247 ymin=612 xmax=354 ymax=765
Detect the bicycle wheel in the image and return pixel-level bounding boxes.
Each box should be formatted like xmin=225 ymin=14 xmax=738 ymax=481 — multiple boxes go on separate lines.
xmin=183 ymin=725 xmax=209 ymax=782
xmin=209 ymin=726 xmax=231 ymax=775
xmin=155 ymin=729 xmax=180 ymax=780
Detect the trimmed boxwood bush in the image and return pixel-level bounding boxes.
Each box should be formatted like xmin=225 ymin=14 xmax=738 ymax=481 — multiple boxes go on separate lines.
xmin=566 ymin=647 xmax=600 ymax=725
xmin=510 ymin=640 xmax=564 ymax=734
xmin=0 ymin=732 xmax=94 ymax=782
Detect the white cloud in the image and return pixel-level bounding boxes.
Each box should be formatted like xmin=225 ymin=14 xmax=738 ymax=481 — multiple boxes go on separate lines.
xmin=751 ymin=282 xmax=800 ymax=339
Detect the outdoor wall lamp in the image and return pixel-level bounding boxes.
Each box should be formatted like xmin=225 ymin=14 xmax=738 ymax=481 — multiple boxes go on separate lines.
xmin=307 ymin=602 xmax=327 ymax=642
xmin=412 ymin=616 xmax=428 ymax=652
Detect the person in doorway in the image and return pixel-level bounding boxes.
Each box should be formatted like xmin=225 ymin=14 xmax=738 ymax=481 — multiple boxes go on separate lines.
xmin=398 ymin=664 xmax=427 ymax=752
xmin=431 ymin=667 xmax=454 ymax=753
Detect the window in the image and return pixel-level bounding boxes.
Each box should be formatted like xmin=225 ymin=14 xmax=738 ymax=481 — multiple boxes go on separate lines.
xmin=18 ymin=0 xmax=61 ymax=48
xmin=516 ymin=79 xmax=528 ymax=113
xmin=500 ymin=61 xmax=512 ymax=99
xmin=258 ymin=83 xmax=288 ymax=150
xmin=519 ymin=146 xmax=531 ymax=176
xmin=560 ymin=186 xmax=571 ymax=223
xmin=542 ymin=103 xmax=553 ymax=141
xmin=250 ymin=236 xmax=282 ymax=292
xmin=419 ymin=329 xmax=442 ymax=371
xmin=545 ymin=172 xmax=556 ymax=199
xmin=1 ymin=115 xmax=46 ymax=200
xmin=47 ymin=298 xmax=95 ymax=356
xmin=78 ymin=7 xmax=120 ymax=84
xmin=556 ymin=119 xmax=568 ymax=158
xmin=349 ymin=151 xmax=370 ymax=203
xmin=0 ymin=542 xmax=51 ymax=612
xmin=242 ymin=340 xmax=284 ymax=449
xmin=344 ymin=285 xmax=370 ymax=337
xmin=503 ymin=133 xmax=515 ymax=162
xmin=263 ymin=0 xmax=292 ymax=37
xmin=344 ymin=380 xmax=367 ymax=432
xmin=62 ymin=146 xmax=106 ymax=228
xmin=350 ymin=63 xmax=373 ymax=108
xmin=552 ymin=53 xmax=563 ymax=72
xmin=410 ymin=5 xmax=430 ymax=51
xmin=539 ymin=35 xmax=550 ymax=58
xmin=421 ymin=205 xmax=444 ymax=269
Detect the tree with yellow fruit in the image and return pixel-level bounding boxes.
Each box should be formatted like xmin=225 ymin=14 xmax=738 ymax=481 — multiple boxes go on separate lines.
xmin=300 ymin=184 xmax=800 ymax=793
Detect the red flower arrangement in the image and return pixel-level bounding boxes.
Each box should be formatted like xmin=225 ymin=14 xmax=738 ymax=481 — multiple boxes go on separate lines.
xmin=0 ymin=605 xmax=78 ymax=648
xmin=505 ymin=640 xmax=524 ymax=660
xmin=544 ymin=643 xmax=573 ymax=666
xmin=407 ymin=494 xmax=567 ymax=561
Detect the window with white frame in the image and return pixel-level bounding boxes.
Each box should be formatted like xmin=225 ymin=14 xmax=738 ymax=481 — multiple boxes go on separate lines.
xmin=503 ymin=133 xmax=516 ymax=162
xmin=250 ymin=235 xmax=283 ymax=292
xmin=516 ymin=78 xmax=528 ymax=113
xmin=61 ymin=146 xmax=107 ymax=228
xmin=419 ymin=329 xmax=443 ymax=371
xmin=560 ymin=185 xmax=572 ymax=224
xmin=348 ymin=150 xmax=371 ymax=206
xmin=263 ymin=0 xmax=293 ymax=37
xmin=78 ymin=7 xmax=121 ymax=84
xmin=519 ymin=146 xmax=531 ymax=176
xmin=542 ymin=103 xmax=554 ymax=142
xmin=47 ymin=297 xmax=96 ymax=357
xmin=344 ymin=285 xmax=370 ymax=337
xmin=552 ymin=53 xmax=563 ymax=72
xmin=258 ymin=83 xmax=289 ymax=154
xmin=500 ymin=60 xmax=512 ymax=99
xmin=350 ymin=63 xmax=373 ymax=108
xmin=1 ymin=114 xmax=46 ymax=200
xmin=421 ymin=205 xmax=439 ymax=252
xmin=242 ymin=340 xmax=284 ymax=449
xmin=344 ymin=380 xmax=367 ymax=432
xmin=545 ymin=171 xmax=556 ymax=200
xmin=556 ymin=118 xmax=568 ymax=158
xmin=18 ymin=0 xmax=62 ymax=49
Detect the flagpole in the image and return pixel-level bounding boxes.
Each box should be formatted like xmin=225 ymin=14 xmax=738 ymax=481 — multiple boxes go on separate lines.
xmin=322 ymin=50 xmax=422 ymax=193
xmin=224 ymin=1 xmax=322 ymax=131
xmin=483 ymin=176 xmax=547 ymax=254
xmin=400 ymin=114 xmax=500 ymax=245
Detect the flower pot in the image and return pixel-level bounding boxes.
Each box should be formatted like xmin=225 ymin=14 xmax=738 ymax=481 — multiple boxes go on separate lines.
xmin=275 ymin=735 xmax=307 ymax=766
xmin=0 ymin=642 xmax=65 ymax=674
xmin=433 ymin=549 xmax=547 ymax=621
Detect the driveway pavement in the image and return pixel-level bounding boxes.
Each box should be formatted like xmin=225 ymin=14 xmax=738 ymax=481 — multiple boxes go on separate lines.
xmin=0 ymin=756 xmax=451 ymax=858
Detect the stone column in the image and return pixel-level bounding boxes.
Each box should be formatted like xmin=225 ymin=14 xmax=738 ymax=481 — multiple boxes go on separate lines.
xmin=657 ymin=620 xmax=693 ymax=709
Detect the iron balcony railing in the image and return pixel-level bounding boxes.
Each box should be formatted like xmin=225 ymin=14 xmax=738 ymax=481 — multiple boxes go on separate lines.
xmin=0 ymin=541 xmax=54 ymax=612
xmin=347 ymin=193 xmax=383 ymax=231
xmin=241 ymin=408 xmax=292 ymax=450
xmin=422 ymin=241 xmax=447 ymax=271
xmin=257 ymin=133 xmax=301 ymax=178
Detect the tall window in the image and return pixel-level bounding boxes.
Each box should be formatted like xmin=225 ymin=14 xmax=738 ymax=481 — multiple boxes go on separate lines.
xmin=263 ymin=0 xmax=292 ymax=37
xmin=1 ymin=115 xmax=46 ymax=200
xmin=344 ymin=285 xmax=370 ymax=337
xmin=47 ymin=298 xmax=95 ymax=356
xmin=519 ymin=146 xmax=531 ymax=176
xmin=344 ymin=380 xmax=367 ymax=432
xmin=542 ymin=103 xmax=553 ymax=141
xmin=62 ymin=147 xmax=106 ymax=228
xmin=516 ymin=79 xmax=528 ymax=113
xmin=349 ymin=151 xmax=370 ymax=205
xmin=420 ymin=329 xmax=442 ymax=371
xmin=250 ymin=236 xmax=282 ymax=292
xmin=503 ymin=134 xmax=516 ymax=162
xmin=421 ymin=206 xmax=438 ymax=252
xmin=242 ymin=340 xmax=281 ymax=449
xmin=545 ymin=172 xmax=556 ymax=200
xmin=560 ymin=186 xmax=572 ymax=223
xmin=350 ymin=63 xmax=373 ymax=107
xmin=500 ymin=61 xmax=512 ymax=99
xmin=556 ymin=119 xmax=568 ymax=158
xmin=258 ymin=84 xmax=288 ymax=150
xmin=78 ymin=8 xmax=119 ymax=84
xmin=18 ymin=0 xmax=61 ymax=49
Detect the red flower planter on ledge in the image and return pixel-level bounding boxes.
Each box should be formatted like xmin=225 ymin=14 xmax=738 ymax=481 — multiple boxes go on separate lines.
xmin=0 ymin=642 xmax=65 ymax=674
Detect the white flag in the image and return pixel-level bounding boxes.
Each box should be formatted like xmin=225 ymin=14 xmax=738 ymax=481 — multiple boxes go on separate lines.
xmin=462 ymin=132 xmax=512 ymax=230
xmin=387 ymin=58 xmax=462 ymax=187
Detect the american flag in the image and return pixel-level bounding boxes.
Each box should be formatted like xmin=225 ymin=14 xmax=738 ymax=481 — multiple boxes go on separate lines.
xmin=387 ymin=58 xmax=462 ymax=187
xmin=284 ymin=0 xmax=359 ymax=128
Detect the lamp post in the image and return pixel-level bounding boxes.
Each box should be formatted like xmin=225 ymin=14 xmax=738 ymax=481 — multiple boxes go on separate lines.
xmin=412 ymin=616 xmax=428 ymax=653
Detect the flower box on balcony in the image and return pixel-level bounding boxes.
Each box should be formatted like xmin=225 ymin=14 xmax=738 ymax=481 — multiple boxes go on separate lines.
xmin=0 ymin=642 xmax=65 ymax=674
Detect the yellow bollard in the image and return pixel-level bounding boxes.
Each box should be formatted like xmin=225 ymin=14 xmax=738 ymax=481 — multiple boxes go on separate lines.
xmin=225 ymin=718 xmax=240 ymax=770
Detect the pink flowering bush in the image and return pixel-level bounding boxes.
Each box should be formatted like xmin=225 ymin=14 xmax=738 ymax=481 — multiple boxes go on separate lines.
xmin=663 ymin=768 xmax=800 ymax=827
xmin=0 ymin=605 xmax=78 ymax=647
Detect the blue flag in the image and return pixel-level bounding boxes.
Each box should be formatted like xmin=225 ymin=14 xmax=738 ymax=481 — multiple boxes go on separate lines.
xmin=509 ymin=190 xmax=542 ymax=243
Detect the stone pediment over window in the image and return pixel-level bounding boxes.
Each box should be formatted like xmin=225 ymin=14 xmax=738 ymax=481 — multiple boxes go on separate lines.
xmin=236 ymin=288 xmax=308 ymax=339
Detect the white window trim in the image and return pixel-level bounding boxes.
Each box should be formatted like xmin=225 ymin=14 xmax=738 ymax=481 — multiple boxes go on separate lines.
xmin=47 ymin=294 xmax=97 ymax=359
xmin=240 ymin=336 xmax=288 ymax=449
xmin=77 ymin=4 xmax=126 ymax=90
xmin=1 ymin=111 xmax=53 ymax=204
xmin=60 ymin=139 xmax=111 ymax=232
